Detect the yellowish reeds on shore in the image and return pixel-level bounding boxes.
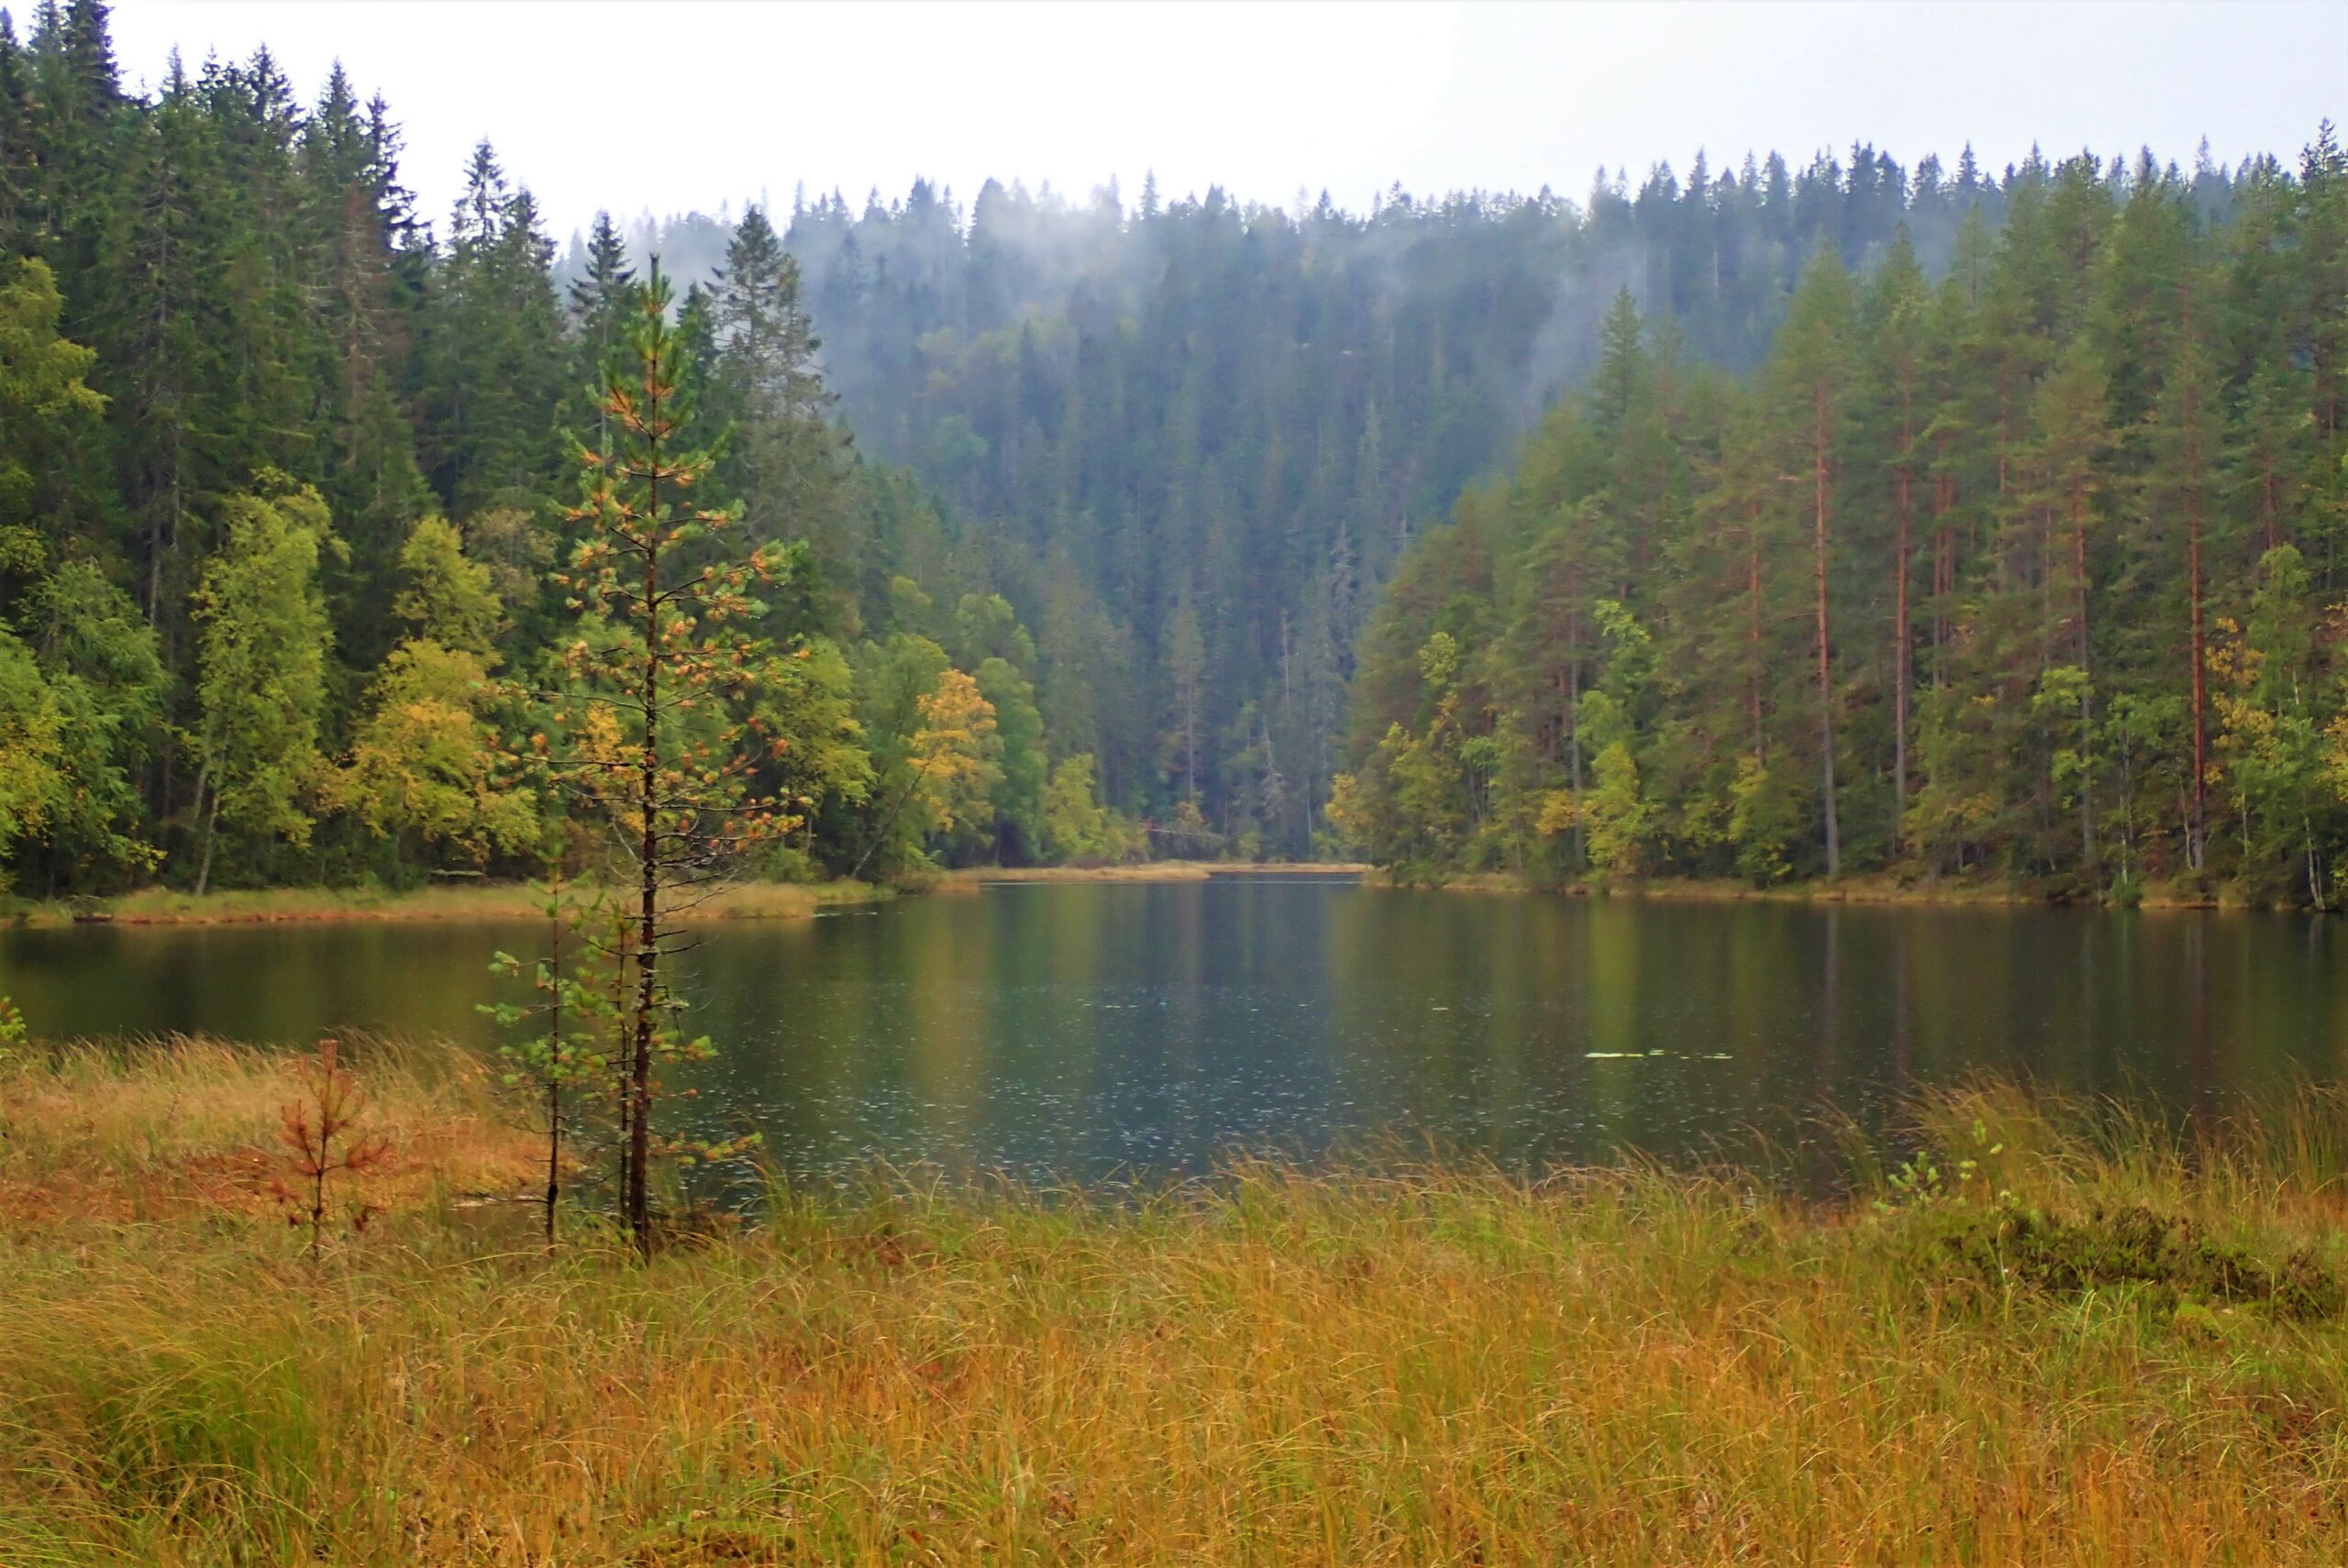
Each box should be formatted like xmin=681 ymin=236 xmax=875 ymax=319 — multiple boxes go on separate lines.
xmin=3 ymin=1039 xmax=2346 ymax=1564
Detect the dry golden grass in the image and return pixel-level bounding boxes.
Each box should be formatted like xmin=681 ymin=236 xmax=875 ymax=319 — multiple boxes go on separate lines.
xmin=947 ymin=861 xmax=1368 ymax=885
xmin=19 ymin=878 xmax=887 ymax=928
xmin=0 ymin=1037 xmax=540 ymax=1224
xmin=2 ymin=1044 xmax=2346 ymax=1564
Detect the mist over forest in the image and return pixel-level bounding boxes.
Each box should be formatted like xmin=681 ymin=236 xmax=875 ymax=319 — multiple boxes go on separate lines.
xmin=0 ymin=0 xmax=2341 ymax=900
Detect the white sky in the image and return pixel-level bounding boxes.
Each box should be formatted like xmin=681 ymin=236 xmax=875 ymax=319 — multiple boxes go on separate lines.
xmin=105 ymin=1 xmax=2347 ymax=242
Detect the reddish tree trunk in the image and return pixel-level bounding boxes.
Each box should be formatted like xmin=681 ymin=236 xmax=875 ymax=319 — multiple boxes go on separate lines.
xmin=1892 ymin=458 xmax=1911 ymax=850
xmin=1748 ymin=506 xmax=1765 ymax=765
xmin=1811 ymin=386 xmax=1840 ymax=876
xmin=629 ymin=461 xmax=662 ymax=1253
xmin=2188 ymin=500 xmax=2208 ymax=870
xmin=2074 ymin=487 xmax=2096 ymax=867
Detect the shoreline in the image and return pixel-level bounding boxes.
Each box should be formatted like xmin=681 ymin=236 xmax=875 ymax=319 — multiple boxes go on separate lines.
xmin=7 ymin=878 xmax=894 ymax=930
xmin=1364 ymin=868 xmax=2281 ymax=912
xmin=10 ymin=861 xmax=2292 ymax=930
xmin=947 ymin=860 xmax=1368 ymax=886
xmin=9 ymin=864 xmax=1372 ymax=929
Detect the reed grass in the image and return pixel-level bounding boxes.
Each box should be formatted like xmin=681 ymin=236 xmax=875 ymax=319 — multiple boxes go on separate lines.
xmin=3 ymin=1043 xmax=2346 ymax=1563
xmin=14 ymin=878 xmax=889 ymax=928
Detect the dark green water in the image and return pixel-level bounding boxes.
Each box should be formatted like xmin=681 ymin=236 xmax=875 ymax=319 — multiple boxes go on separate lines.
xmin=4 ymin=878 xmax=2342 ymax=1180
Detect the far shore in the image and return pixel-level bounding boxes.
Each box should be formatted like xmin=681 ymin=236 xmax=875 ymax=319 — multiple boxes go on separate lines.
xmin=7 ymin=864 xmax=1371 ymax=930
xmin=11 ymin=860 xmax=2289 ymax=929
xmin=947 ymin=861 xmax=1368 ymax=886
xmin=7 ymin=878 xmax=893 ymax=929
xmin=1365 ymin=867 xmax=2265 ymax=911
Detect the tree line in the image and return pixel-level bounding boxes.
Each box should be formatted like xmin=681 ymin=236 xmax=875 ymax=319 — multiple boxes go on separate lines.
xmin=1335 ymin=132 xmax=2348 ymax=905
xmin=622 ymin=134 xmax=2248 ymax=860
xmin=0 ymin=1 xmax=1138 ymax=900
xmin=6 ymin=0 xmax=2326 ymax=900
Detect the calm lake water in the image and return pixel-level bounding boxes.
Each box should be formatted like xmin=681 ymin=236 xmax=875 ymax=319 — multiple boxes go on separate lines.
xmin=5 ymin=878 xmax=2343 ymax=1181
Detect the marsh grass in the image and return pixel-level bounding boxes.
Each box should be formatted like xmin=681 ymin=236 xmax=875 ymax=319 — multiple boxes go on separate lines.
xmin=3 ymin=1045 xmax=2347 ymax=1563
xmin=14 ymin=878 xmax=889 ymax=928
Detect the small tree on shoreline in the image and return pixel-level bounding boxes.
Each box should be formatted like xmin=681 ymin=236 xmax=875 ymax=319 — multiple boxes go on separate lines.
xmin=484 ymin=866 xmax=623 ymax=1244
xmin=548 ymin=261 xmax=786 ymax=1253
xmin=271 ymin=1038 xmax=388 ymax=1262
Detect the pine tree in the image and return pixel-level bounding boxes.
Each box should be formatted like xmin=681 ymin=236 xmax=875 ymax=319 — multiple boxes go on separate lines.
xmin=553 ymin=263 xmax=784 ymax=1252
xmin=1771 ymin=250 xmax=1855 ymax=874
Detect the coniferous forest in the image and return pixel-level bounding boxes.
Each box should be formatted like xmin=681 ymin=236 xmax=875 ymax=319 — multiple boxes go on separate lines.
xmin=1 ymin=0 xmax=2342 ymax=903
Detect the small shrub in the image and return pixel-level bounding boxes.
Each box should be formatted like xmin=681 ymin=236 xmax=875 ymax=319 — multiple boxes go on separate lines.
xmin=269 ymin=1038 xmax=390 ymax=1260
xmin=1929 ymin=1200 xmax=2345 ymax=1320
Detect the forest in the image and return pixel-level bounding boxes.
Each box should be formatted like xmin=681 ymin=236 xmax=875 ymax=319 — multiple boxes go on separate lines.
xmin=1336 ymin=133 xmax=2348 ymax=904
xmin=0 ymin=1 xmax=1145 ymax=899
xmin=1 ymin=0 xmax=2340 ymax=901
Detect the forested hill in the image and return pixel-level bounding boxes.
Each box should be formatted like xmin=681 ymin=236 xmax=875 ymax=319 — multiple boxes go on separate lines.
xmin=606 ymin=148 xmax=2246 ymax=856
xmin=1 ymin=2 xmax=2323 ymax=901
xmin=1335 ymin=132 xmax=2348 ymax=906
xmin=0 ymin=2 xmax=1150 ymax=899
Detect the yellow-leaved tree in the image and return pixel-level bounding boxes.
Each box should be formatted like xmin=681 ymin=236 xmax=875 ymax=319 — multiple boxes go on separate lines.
xmin=911 ymin=667 xmax=1002 ymax=841
xmin=329 ymin=516 xmax=538 ymax=870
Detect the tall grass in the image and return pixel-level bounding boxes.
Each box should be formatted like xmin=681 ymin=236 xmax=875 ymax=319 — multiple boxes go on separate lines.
xmin=15 ymin=878 xmax=889 ymax=928
xmin=3 ymin=1045 xmax=2346 ymax=1563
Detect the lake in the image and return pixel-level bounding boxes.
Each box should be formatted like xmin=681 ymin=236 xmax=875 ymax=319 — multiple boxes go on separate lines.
xmin=5 ymin=878 xmax=2342 ymax=1182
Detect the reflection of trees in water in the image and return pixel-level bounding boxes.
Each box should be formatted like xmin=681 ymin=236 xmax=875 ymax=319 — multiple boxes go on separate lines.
xmin=8 ymin=894 xmax=2348 ymax=1181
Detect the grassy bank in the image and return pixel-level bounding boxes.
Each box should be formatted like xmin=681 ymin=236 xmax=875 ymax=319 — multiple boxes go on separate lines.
xmin=6 ymin=866 xmax=1377 ymax=926
xmin=9 ymin=878 xmax=892 ymax=928
xmin=1362 ymin=867 xmax=2276 ymax=911
xmin=947 ymin=860 xmax=1368 ymax=886
xmin=4 ymin=1043 xmax=2348 ymax=1563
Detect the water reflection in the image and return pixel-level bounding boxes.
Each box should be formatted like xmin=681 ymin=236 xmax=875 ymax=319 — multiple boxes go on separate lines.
xmin=3 ymin=885 xmax=2342 ymax=1180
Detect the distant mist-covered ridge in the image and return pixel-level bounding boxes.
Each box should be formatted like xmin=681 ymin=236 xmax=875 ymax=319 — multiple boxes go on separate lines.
xmin=1 ymin=0 xmax=2333 ymax=893
xmin=552 ymin=137 xmax=2298 ymax=859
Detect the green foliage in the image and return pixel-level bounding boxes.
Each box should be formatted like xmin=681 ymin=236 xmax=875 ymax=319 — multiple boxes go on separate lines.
xmin=393 ymin=515 xmax=502 ymax=654
xmin=976 ymin=655 xmax=1046 ymax=863
xmin=23 ymin=562 xmax=163 ymax=884
xmin=329 ymin=516 xmax=535 ymax=872
xmin=1041 ymin=753 xmax=1141 ymax=865
xmin=1926 ymin=1201 xmax=2342 ymax=1321
xmin=191 ymin=478 xmax=337 ymax=890
xmin=0 ymin=627 xmax=62 ymax=875
xmin=752 ymin=637 xmax=872 ymax=848
xmin=330 ymin=640 xmax=537 ymax=867
xmin=1345 ymin=142 xmax=2348 ymax=904
xmin=0 ymin=7 xmax=2337 ymax=900
xmin=555 ymin=261 xmax=779 ymax=1247
xmin=0 ymin=256 xmax=104 ymax=557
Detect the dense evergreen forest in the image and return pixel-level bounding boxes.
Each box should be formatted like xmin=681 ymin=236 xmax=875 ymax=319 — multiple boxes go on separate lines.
xmin=603 ymin=135 xmax=2249 ymax=863
xmin=1338 ymin=134 xmax=2348 ymax=904
xmin=0 ymin=1 xmax=1142 ymax=898
xmin=1 ymin=0 xmax=2336 ymax=900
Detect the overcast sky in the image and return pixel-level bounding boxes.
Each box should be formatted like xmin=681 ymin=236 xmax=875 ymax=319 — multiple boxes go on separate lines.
xmin=106 ymin=1 xmax=2346 ymax=242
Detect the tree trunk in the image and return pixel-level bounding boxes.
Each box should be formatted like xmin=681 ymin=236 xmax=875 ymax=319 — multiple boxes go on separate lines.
xmin=194 ymin=768 xmax=220 ymax=898
xmin=2074 ymin=492 xmax=2096 ymax=869
xmin=1567 ymin=610 xmax=1585 ymax=869
xmin=628 ymin=472 xmax=663 ymax=1255
xmin=1748 ymin=526 xmax=1766 ymax=766
xmin=1811 ymin=388 xmax=1840 ymax=877
xmin=545 ymin=889 xmax=564 ymax=1247
xmin=1892 ymin=464 xmax=1911 ymax=851
xmin=2187 ymin=498 xmax=2208 ymax=871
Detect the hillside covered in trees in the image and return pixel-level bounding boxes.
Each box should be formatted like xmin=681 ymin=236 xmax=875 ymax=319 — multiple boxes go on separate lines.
xmin=2 ymin=0 xmax=2335 ymax=901
xmin=1335 ymin=134 xmax=2348 ymax=905
xmin=605 ymin=137 xmax=2254 ymax=860
xmin=0 ymin=2 xmax=1141 ymax=899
